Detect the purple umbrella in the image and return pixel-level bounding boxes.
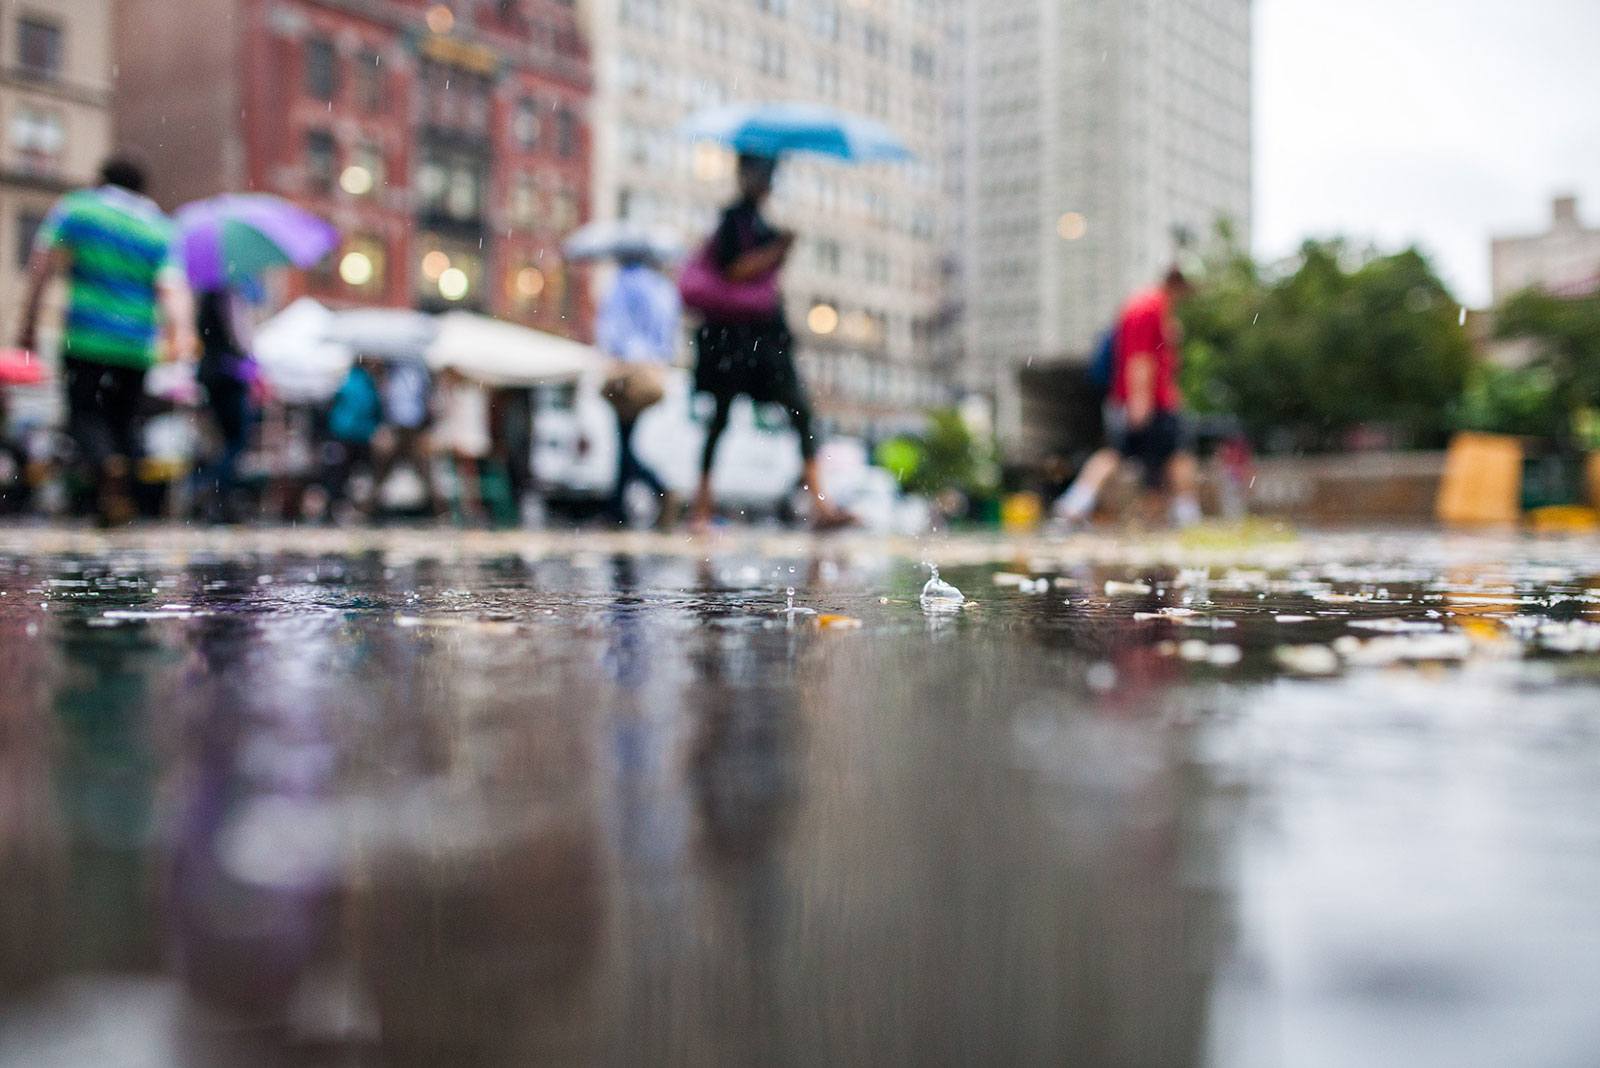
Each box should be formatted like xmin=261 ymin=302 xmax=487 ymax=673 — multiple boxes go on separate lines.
xmin=176 ymin=194 xmax=339 ymax=291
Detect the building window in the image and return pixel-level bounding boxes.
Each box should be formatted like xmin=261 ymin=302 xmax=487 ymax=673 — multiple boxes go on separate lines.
xmin=550 ymin=188 xmax=578 ymax=230
xmin=808 ymin=2 xmax=839 ymax=41
xmin=513 ymin=99 xmax=541 ymax=149
xmin=417 ymin=146 xmax=486 ymax=223
xmin=509 ymin=173 xmax=539 ymax=227
xmin=556 ymin=107 xmax=578 ymax=158
xmin=7 ymin=107 xmax=66 ymax=176
xmin=17 ymin=18 xmax=62 ymax=80
xmin=15 ymin=210 xmax=45 ymax=267
xmin=304 ymin=37 xmax=338 ymax=101
xmin=356 ymin=51 xmax=384 ymax=111
xmin=304 ymin=130 xmax=337 ymax=195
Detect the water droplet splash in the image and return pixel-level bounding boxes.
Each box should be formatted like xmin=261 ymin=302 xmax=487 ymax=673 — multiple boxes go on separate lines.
xmin=781 ymin=585 xmax=815 ymax=624
xmin=920 ymin=563 xmax=965 ymax=613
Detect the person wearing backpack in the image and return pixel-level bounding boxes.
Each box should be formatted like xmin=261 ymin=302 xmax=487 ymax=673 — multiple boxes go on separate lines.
xmin=323 ymin=356 xmax=384 ymax=521
xmin=1053 ymin=267 xmax=1202 ymax=528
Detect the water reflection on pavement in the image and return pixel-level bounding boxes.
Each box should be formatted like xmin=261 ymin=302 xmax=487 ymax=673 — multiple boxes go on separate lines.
xmin=0 ymin=534 xmax=1598 ymax=1066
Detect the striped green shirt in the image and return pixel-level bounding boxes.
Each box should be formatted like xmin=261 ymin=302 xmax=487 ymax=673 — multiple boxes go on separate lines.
xmin=35 ymin=186 xmax=180 ymax=370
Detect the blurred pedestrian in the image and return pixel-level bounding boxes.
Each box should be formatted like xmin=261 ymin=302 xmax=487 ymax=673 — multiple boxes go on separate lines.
xmin=191 ymin=287 xmax=261 ymax=523
xmin=433 ymin=367 xmax=490 ymax=524
xmin=15 ymin=155 xmax=195 ymax=525
xmin=1054 ymin=267 xmax=1202 ymax=528
xmin=324 ymin=355 xmax=383 ymax=521
xmin=684 ymin=154 xmax=849 ymax=531
xmin=599 ymin=253 xmax=680 ymax=527
xmin=373 ymin=361 xmax=441 ymax=517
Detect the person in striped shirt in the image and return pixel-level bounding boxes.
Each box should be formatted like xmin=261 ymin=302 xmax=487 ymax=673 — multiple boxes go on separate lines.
xmin=16 ymin=156 xmax=194 ymax=523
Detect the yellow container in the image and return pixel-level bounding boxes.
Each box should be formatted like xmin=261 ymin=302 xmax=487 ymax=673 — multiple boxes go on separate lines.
xmin=1526 ymin=505 xmax=1600 ymax=534
xmin=1001 ymin=492 xmax=1044 ymax=531
xmin=1436 ymin=432 xmax=1523 ymax=526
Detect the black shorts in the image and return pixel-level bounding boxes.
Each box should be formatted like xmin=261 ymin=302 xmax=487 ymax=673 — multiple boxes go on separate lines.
xmin=63 ymin=355 xmax=148 ymax=467
xmin=1113 ymin=411 xmax=1189 ymax=489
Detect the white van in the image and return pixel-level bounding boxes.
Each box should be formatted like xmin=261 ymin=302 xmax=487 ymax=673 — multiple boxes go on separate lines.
xmin=533 ymin=367 xmax=804 ymax=512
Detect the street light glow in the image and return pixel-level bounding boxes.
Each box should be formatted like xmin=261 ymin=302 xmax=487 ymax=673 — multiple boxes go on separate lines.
xmin=1056 ymin=212 xmax=1087 ymax=241
xmin=339 ymin=251 xmax=374 ymax=286
xmin=438 ymin=267 xmax=470 ymax=301
xmin=515 ymin=267 xmax=546 ymax=299
xmin=340 ymin=165 xmax=374 ymax=196
xmin=425 ymin=4 xmax=455 ymax=34
xmin=422 ymin=250 xmax=451 ymax=281
xmin=808 ymin=303 xmax=840 ymax=335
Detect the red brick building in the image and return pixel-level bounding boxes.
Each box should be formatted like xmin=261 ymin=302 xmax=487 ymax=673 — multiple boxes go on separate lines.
xmin=113 ymin=0 xmax=592 ymax=338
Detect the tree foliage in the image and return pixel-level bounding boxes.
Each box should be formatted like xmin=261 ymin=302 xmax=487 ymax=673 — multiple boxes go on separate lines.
xmin=1179 ymin=237 xmax=1476 ymax=451
xmin=1491 ymin=289 xmax=1600 ymax=445
xmin=877 ymin=408 xmax=999 ymax=499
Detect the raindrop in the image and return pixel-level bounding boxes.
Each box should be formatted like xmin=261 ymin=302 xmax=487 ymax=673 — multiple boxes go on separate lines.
xmin=920 ymin=563 xmax=965 ymax=612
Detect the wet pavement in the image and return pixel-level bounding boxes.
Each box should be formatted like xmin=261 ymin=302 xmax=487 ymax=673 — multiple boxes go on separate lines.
xmin=1 ymin=526 xmax=1599 ymax=1067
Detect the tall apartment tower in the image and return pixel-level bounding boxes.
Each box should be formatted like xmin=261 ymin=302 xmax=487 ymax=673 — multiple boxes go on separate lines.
xmin=956 ymin=0 xmax=1252 ymax=454
xmin=586 ymin=0 xmax=949 ymax=438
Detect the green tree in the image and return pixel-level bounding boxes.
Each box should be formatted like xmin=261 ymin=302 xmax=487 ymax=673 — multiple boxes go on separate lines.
xmin=1180 ymin=237 xmax=1475 ymax=451
xmin=881 ymin=408 xmax=999 ymax=499
xmin=1492 ymin=289 xmax=1600 ymax=446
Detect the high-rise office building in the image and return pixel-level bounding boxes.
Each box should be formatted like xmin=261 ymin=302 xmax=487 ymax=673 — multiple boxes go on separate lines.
xmin=586 ymin=0 xmax=949 ymax=438
xmin=955 ymin=0 xmax=1252 ymax=455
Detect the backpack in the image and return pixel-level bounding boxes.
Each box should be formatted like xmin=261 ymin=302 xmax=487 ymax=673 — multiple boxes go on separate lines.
xmin=1088 ymin=326 xmax=1118 ymax=397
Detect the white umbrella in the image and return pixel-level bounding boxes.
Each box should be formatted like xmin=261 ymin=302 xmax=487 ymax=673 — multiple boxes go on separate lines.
xmin=324 ymin=307 xmax=438 ymax=363
xmin=253 ymin=298 xmax=353 ymax=404
xmin=425 ymin=312 xmax=599 ymax=387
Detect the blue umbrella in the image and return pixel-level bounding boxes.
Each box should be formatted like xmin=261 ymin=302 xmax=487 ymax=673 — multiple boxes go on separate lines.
xmin=681 ymin=102 xmax=913 ymax=163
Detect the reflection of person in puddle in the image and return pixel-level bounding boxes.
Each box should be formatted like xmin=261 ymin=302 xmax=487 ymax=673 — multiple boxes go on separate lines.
xmin=168 ymin=619 xmax=339 ymax=1013
xmin=352 ymin=634 xmax=605 ymax=1062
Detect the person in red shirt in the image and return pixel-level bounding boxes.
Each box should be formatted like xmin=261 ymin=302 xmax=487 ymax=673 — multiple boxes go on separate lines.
xmin=1053 ymin=267 xmax=1202 ymax=527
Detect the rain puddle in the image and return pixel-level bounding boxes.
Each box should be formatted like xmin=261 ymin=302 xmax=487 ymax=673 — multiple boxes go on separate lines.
xmin=0 ymin=533 xmax=1598 ymax=1065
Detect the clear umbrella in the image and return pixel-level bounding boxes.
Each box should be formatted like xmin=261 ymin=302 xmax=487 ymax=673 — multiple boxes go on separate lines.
xmin=563 ymin=220 xmax=685 ymax=264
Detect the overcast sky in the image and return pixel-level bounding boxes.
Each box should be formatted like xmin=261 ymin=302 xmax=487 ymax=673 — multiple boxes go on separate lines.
xmin=1254 ymin=0 xmax=1600 ymax=305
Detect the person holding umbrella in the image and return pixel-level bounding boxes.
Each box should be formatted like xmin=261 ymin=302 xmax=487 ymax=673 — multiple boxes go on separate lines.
xmin=190 ymin=286 xmax=261 ymax=523
xmin=595 ymin=249 xmax=681 ymax=528
xmin=567 ymin=220 xmax=685 ymax=528
xmin=678 ymin=103 xmax=911 ymax=532
xmin=175 ymin=194 xmax=336 ymax=524
xmin=683 ymin=153 xmax=848 ymax=531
